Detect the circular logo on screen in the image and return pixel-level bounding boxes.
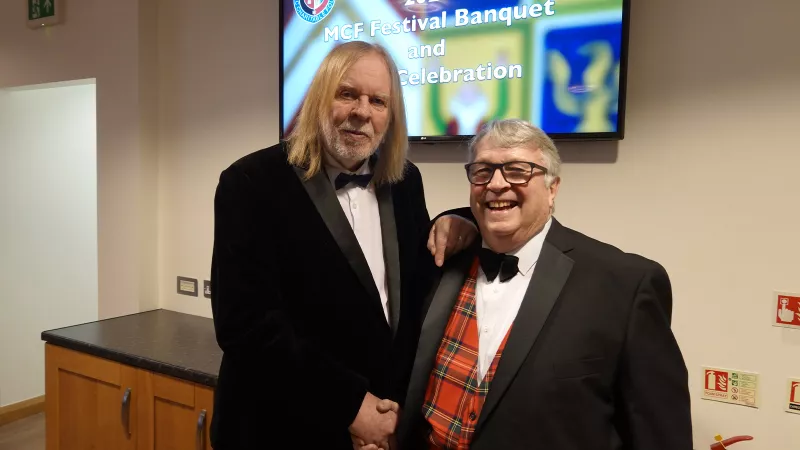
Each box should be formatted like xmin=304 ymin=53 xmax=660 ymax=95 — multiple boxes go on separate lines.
xmin=294 ymin=0 xmax=335 ymax=23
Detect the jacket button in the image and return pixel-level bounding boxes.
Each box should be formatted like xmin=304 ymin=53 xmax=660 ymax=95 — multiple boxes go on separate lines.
xmin=469 ymin=411 xmax=477 ymax=421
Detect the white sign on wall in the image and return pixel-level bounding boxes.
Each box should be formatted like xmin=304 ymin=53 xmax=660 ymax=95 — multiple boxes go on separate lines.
xmin=701 ymin=366 xmax=759 ymax=408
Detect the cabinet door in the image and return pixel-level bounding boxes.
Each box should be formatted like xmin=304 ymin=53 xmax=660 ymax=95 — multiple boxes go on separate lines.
xmin=137 ymin=371 xmax=214 ymax=450
xmin=45 ymin=343 xmax=138 ymax=450
xmin=195 ymin=386 xmax=214 ymax=450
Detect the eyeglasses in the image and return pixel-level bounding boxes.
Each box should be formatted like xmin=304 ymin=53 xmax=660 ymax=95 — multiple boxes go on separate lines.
xmin=464 ymin=161 xmax=548 ymax=185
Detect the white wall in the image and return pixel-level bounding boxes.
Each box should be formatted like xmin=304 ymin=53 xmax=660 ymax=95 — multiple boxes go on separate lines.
xmin=155 ymin=0 xmax=800 ymax=448
xmin=0 ymin=0 xmax=159 ymax=320
xmin=0 ymin=82 xmax=98 ymax=407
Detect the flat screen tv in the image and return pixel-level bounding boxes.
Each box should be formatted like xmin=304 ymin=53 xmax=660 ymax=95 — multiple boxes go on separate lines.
xmin=280 ymin=0 xmax=630 ymax=142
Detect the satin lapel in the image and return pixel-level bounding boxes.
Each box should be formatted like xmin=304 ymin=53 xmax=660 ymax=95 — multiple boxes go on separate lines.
xmin=473 ymin=240 xmax=574 ymax=436
xmin=397 ymin=250 xmax=475 ymax=443
xmin=293 ymin=166 xmax=383 ymax=313
xmin=376 ymin=183 xmax=401 ymax=336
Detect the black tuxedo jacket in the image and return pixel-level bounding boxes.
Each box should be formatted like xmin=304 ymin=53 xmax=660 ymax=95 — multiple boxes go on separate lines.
xmin=209 ymin=142 xmax=434 ymax=449
xmin=398 ymin=218 xmax=693 ymax=450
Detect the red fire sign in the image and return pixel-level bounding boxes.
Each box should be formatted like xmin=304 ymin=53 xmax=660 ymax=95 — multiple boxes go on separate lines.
xmin=775 ymin=294 xmax=800 ymax=328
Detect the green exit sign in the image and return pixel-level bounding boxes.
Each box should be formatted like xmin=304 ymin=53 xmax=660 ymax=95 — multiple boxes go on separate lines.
xmin=28 ymin=0 xmax=55 ymax=20
xmin=27 ymin=0 xmax=63 ymax=28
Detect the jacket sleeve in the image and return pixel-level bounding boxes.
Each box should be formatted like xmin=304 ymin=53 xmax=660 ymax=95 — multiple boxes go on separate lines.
xmin=431 ymin=207 xmax=476 ymax=228
xmin=408 ymin=164 xmax=433 ymax=257
xmin=210 ymin=164 xmax=368 ymax=429
xmin=614 ymin=262 xmax=693 ymax=449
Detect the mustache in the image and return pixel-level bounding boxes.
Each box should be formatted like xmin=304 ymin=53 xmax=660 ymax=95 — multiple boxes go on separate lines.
xmin=338 ymin=122 xmax=373 ymax=137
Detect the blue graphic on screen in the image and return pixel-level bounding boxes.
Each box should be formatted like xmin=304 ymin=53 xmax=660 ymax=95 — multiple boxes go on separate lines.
xmin=541 ymin=21 xmax=622 ymax=134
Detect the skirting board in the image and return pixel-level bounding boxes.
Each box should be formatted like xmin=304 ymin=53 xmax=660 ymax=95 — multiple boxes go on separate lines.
xmin=0 ymin=396 xmax=45 ymax=427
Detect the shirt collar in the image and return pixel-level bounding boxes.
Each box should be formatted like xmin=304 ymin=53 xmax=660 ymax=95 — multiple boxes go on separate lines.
xmin=482 ymin=216 xmax=553 ymax=277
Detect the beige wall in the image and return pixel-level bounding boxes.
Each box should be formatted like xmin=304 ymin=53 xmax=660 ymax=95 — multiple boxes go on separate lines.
xmin=2 ymin=0 xmax=799 ymax=447
xmin=156 ymin=0 xmax=278 ymax=317
xmin=0 ymin=0 xmax=159 ymax=318
xmin=158 ymin=1 xmax=800 ymax=447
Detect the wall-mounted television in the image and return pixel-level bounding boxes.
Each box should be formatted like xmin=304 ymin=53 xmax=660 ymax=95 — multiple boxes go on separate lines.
xmin=280 ymin=0 xmax=630 ymax=142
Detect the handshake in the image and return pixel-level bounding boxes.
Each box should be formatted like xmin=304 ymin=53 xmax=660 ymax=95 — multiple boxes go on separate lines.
xmin=349 ymin=392 xmax=402 ymax=450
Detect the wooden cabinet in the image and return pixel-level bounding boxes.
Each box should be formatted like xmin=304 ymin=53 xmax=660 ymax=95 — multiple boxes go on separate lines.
xmin=45 ymin=343 xmax=214 ymax=450
xmin=137 ymin=370 xmax=213 ymax=450
xmin=44 ymin=344 xmax=138 ymax=450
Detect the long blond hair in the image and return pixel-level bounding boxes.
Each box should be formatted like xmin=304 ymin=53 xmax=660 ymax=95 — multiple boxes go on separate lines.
xmin=286 ymin=41 xmax=409 ymax=185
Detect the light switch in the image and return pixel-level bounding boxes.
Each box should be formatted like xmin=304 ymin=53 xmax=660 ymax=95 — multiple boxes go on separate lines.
xmin=177 ymin=276 xmax=198 ymax=297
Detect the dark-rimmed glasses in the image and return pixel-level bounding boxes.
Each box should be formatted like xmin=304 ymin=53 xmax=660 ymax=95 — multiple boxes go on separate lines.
xmin=464 ymin=161 xmax=548 ymax=185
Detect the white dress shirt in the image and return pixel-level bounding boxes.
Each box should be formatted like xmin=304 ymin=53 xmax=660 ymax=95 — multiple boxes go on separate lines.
xmin=475 ymin=217 xmax=552 ymax=381
xmin=325 ymin=160 xmax=389 ymax=323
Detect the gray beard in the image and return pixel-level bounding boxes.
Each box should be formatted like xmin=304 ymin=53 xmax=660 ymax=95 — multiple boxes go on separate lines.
xmin=322 ymin=120 xmax=382 ymax=164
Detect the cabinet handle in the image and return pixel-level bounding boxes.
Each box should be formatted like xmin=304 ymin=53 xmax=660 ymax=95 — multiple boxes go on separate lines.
xmin=121 ymin=387 xmax=132 ymax=436
xmin=196 ymin=409 xmax=207 ymax=450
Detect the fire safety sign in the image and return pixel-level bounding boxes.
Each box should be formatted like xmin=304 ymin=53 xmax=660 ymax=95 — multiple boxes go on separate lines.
xmin=773 ymin=292 xmax=800 ymax=330
xmin=701 ymin=367 xmax=760 ymax=408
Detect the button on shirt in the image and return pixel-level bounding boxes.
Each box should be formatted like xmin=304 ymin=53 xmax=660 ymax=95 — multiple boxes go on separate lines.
xmin=475 ymin=217 xmax=552 ymax=380
xmin=326 ymin=161 xmax=389 ymax=323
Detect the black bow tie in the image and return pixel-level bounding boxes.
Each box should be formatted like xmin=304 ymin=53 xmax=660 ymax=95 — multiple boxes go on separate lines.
xmin=335 ymin=172 xmax=373 ymax=190
xmin=479 ymin=248 xmax=520 ymax=283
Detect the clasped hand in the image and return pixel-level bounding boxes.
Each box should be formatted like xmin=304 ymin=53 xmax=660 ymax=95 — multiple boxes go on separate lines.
xmin=348 ymin=216 xmax=475 ymax=450
xmin=349 ymin=393 xmax=401 ymax=450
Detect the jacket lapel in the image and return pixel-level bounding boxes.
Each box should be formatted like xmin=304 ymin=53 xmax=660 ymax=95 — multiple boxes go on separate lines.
xmin=376 ymin=184 xmax=402 ymax=336
xmin=293 ymin=166 xmax=384 ymax=319
xmin=474 ymin=221 xmax=575 ymax=437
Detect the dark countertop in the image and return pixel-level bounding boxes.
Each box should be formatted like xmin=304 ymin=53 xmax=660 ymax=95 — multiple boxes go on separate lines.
xmin=41 ymin=309 xmax=221 ymax=387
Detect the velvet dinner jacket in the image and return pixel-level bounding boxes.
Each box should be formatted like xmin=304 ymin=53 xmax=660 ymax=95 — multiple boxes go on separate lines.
xmin=398 ymin=218 xmax=693 ymax=450
xmin=209 ymin=142 xmax=434 ymax=449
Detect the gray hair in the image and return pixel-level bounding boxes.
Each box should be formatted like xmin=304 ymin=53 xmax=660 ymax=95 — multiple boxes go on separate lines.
xmin=467 ymin=119 xmax=561 ymax=188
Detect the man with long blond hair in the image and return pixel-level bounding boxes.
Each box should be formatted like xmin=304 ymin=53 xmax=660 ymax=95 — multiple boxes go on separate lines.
xmin=209 ymin=41 xmax=478 ymax=449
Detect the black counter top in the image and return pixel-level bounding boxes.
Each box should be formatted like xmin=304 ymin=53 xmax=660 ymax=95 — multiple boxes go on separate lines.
xmin=41 ymin=309 xmax=221 ymax=387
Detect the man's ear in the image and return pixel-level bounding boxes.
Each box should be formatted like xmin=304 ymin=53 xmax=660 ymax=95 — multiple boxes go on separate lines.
xmin=548 ymin=176 xmax=561 ymax=209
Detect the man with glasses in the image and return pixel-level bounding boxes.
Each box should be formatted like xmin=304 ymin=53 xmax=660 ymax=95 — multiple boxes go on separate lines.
xmin=381 ymin=119 xmax=692 ymax=450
